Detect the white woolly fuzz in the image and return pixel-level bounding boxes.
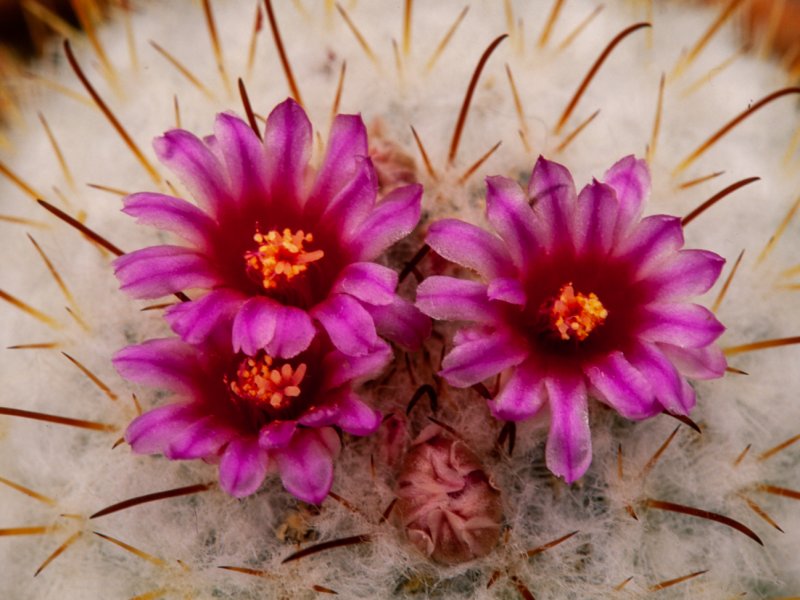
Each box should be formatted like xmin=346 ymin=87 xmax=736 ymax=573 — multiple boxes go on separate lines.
xmin=1 ymin=1 xmax=799 ymax=598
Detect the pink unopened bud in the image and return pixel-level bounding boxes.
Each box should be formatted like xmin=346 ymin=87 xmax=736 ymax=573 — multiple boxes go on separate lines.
xmin=395 ymin=425 xmax=502 ymax=565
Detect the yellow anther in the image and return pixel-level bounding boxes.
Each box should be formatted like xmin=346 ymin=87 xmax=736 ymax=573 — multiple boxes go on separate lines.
xmin=543 ymin=283 xmax=608 ymax=342
xmin=228 ymin=353 xmax=308 ymax=411
xmin=244 ymin=228 xmax=324 ymax=291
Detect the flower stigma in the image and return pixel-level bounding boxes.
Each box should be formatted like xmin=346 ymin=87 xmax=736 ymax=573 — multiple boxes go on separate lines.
xmin=228 ymin=352 xmax=308 ymax=411
xmin=244 ymin=228 xmax=324 ymax=291
xmin=541 ymin=283 xmax=608 ymax=342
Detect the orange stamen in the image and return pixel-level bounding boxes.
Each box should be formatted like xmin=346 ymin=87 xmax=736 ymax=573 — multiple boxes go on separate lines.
xmin=543 ymin=283 xmax=608 ymax=341
xmin=229 ymin=353 xmax=307 ymax=411
xmin=244 ymin=228 xmax=324 ymax=291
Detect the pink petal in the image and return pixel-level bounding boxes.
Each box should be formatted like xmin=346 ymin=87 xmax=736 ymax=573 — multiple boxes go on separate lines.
xmin=645 ymin=249 xmax=725 ymax=300
xmin=545 ymin=375 xmax=591 ymax=484
xmin=527 ymin=156 xmax=577 ymax=252
xmin=365 ymin=296 xmax=431 ymax=350
xmin=416 ymin=276 xmax=498 ymax=323
xmin=321 ymin=156 xmax=377 ymax=235
xmin=113 ymin=338 xmax=202 ymax=395
xmin=332 ymin=262 xmax=398 ymax=306
xmin=573 ymin=180 xmax=618 ymax=255
xmin=313 ymin=294 xmax=379 ymax=356
xmin=486 ymin=277 xmax=526 ymax=305
xmin=603 ymin=155 xmax=650 ymax=233
xmin=489 ymin=361 xmax=546 ymax=421
xmin=334 ymin=392 xmax=381 ymax=436
xmin=659 ymin=343 xmax=727 ymax=380
xmin=268 ymin=304 xmax=316 ymax=359
xmin=426 ymin=219 xmax=513 ymax=280
xmin=639 ymin=303 xmax=725 ymax=348
xmin=440 ymin=331 xmax=528 ymax=387
xmin=298 ymin=396 xmax=341 ymax=428
xmin=165 ymin=415 xmax=238 ymax=460
xmin=214 ymin=112 xmax=269 ymax=203
xmin=165 ymin=289 xmax=245 ymax=344
xmin=276 ymin=428 xmax=340 ymax=504
xmin=258 ymin=421 xmax=297 ymax=449
xmin=627 ymin=343 xmax=696 ymax=415
xmin=350 ymin=183 xmax=422 ymax=260
xmin=153 ymin=129 xmax=231 ymax=216
xmin=232 ymin=297 xmax=279 ymax=357
xmin=219 ymin=437 xmax=270 ymax=498
xmin=122 ymin=193 xmax=215 ymax=247
xmin=485 ymin=175 xmax=540 ymax=266
xmin=264 ymin=98 xmax=312 ymax=203
xmin=114 ymin=245 xmax=220 ymax=299
xmin=584 ymin=351 xmax=660 ymax=420
xmin=125 ymin=403 xmax=201 ymax=454
xmin=322 ymin=343 xmax=393 ymax=389
xmin=307 ymin=113 xmax=368 ymax=215
xmin=614 ymin=215 xmax=684 ymax=276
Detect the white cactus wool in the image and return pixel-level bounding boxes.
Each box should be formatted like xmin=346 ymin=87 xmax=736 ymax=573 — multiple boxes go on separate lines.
xmin=1 ymin=1 xmax=800 ymax=598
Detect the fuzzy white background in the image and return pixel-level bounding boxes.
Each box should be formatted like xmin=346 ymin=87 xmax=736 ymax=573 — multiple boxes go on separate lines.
xmin=1 ymin=0 xmax=799 ymax=598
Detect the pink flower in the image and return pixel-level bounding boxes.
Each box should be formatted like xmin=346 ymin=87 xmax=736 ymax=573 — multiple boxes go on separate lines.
xmin=113 ymin=332 xmax=390 ymax=502
xmin=114 ymin=99 xmax=429 ymax=359
xmin=417 ymin=156 xmax=727 ymax=483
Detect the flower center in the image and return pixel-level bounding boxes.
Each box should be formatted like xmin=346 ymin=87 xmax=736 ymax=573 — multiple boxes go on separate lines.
xmin=540 ymin=283 xmax=608 ymax=342
xmin=227 ymin=353 xmax=308 ymax=412
xmin=244 ymin=228 xmax=324 ymax=291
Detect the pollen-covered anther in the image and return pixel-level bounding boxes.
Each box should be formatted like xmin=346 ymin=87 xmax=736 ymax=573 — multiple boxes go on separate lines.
xmin=244 ymin=228 xmax=324 ymax=290
xmin=543 ymin=283 xmax=608 ymax=341
xmin=229 ymin=353 xmax=307 ymax=410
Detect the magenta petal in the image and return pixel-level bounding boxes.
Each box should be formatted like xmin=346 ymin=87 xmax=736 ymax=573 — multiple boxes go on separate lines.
xmin=573 ymin=180 xmax=618 ymax=255
xmin=219 ymin=437 xmax=270 ymax=498
xmin=322 ymin=343 xmax=392 ymax=389
xmin=489 ymin=362 xmax=546 ymax=421
xmin=258 ymin=421 xmax=297 ymax=449
xmin=485 ymin=175 xmax=540 ymax=266
xmin=307 ymin=113 xmax=368 ymax=215
xmin=645 ymin=249 xmax=725 ymax=300
xmin=214 ymin=112 xmax=269 ymax=202
xmin=426 ymin=219 xmax=513 ymax=280
xmin=153 ymin=129 xmax=231 ymax=215
xmin=486 ymin=277 xmax=526 ymax=305
xmin=440 ymin=331 xmax=528 ymax=387
xmin=584 ymin=351 xmax=660 ymax=420
xmin=122 ymin=193 xmax=216 ymax=247
xmin=628 ymin=343 xmax=696 ymax=415
xmin=313 ymin=294 xmax=379 ymax=356
xmin=232 ymin=297 xmax=279 ymax=356
xmin=603 ymin=155 xmax=650 ymax=232
xmin=165 ymin=415 xmax=237 ymax=459
xmin=527 ymin=156 xmax=577 ymax=252
xmin=125 ymin=403 xmax=200 ymax=454
xmin=545 ymin=375 xmax=591 ymax=484
xmin=264 ymin=98 xmax=312 ymax=202
xmin=639 ymin=303 xmax=725 ymax=348
xmin=114 ymin=245 xmax=219 ymax=299
xmin=298 ymin=396 xmax=341 ymax=428
xmin=276 ymin=428 xmax=340 ymax=504
xmin=267 ymin=305 xmax=316 ymax=359
xmin=321 ymin=157 xmax=377 ymax=235
xmin=332 ymin=262 xmax=398 ymax=306
xmin=614 ymin=215 xmax=684 ymax=276
xmin=416 ymin=276 xmax=498 ymax=323
xmin=659 ymin=343 xmax=727 ymax=379
xmin=113 ymin=338 xmax=202 ymax=395
xmin=350 ymin=183 xmax=422 ymax=260
xmin=365 ymin=296 xmax=431 ymax=350
xmin=166 ymin=289 xmax=245 ymax=344
xmin=334 ymin=392 xmax=381 ymax=436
